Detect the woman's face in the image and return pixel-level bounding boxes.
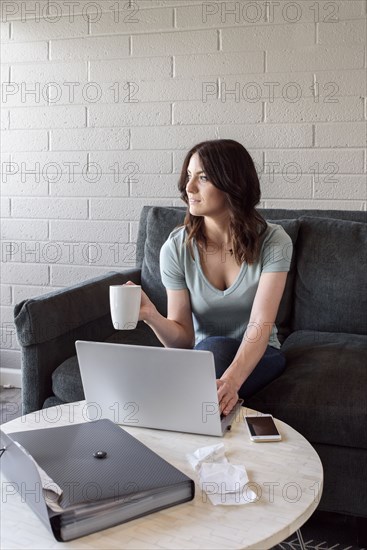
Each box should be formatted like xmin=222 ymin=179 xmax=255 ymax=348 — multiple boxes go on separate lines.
xmin=185 ymin=153 xmax=228 ymax=219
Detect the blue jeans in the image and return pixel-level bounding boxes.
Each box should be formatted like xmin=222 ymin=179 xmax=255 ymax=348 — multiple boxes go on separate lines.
xmin=194 ymin=336 xmax=286 ymax=400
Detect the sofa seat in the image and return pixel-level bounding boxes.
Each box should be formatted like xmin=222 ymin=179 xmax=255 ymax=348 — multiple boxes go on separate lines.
xmin=246 ymin=330 xmax=367 ymax=449
xmin=48 ymin=322 xmax=162 ymax=406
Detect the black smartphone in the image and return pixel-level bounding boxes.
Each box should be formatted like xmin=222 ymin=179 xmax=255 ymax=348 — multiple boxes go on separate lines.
xmin=244 ymin=414 xmax=281 ymax=442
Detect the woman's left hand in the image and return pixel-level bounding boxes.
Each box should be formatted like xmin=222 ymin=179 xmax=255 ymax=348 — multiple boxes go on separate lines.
xmin=217 ymin=376 xmax=239 ymax=416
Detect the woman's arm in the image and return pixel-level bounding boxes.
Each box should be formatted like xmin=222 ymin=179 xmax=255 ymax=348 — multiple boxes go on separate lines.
xmin=218 ymin=271 xmax=288 ymax=414
xmin=125 ymin=281 xmax=195 ymax=349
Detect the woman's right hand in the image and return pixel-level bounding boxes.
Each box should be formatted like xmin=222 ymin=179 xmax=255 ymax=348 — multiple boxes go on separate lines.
xmin=124 ymin=281 xmax=157 ymax=323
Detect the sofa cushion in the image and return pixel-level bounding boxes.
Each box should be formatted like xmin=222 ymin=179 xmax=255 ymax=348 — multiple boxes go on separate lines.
xmin=52 ymin=355 xmax=85 ymax=403
xmin=267 ymin=219 xmax=300 ymax=343
xmin=51 ymin=322 xmax=163 ymax=403
xmin=43 ymin=395 xmax=66 ymax=409
xmin=141 ymin=207 xmax=186 ymax=316
xmin=246 ymin=330 xmax=367 ymax=449
xmin=293 ymin=217 xmax=367 ymax=334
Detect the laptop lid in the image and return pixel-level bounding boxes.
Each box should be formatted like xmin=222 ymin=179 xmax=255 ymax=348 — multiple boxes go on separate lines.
xmin=75 ymin=341 xmax=241 ymax=437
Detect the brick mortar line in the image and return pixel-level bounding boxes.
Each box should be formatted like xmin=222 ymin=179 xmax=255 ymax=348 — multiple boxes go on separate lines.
xmin=6 ymin=19 xmax=367 ymax=42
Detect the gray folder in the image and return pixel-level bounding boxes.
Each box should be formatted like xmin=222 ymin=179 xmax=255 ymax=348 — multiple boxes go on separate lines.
xmin=1 ymin=419 xmax=195 ymax=541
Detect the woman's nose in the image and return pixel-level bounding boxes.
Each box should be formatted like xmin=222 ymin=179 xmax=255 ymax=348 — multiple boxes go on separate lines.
xmin=186 ymin=176 xmax=197 ymax=194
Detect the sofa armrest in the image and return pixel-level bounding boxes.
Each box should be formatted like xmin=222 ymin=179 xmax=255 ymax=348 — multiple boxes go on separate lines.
xmin=14 ymin=269 xmax=141 ymax=414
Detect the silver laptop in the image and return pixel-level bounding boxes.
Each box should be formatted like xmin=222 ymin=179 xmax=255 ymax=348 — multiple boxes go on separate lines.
xmin=75 ymin=341 xmax=243 ymax=437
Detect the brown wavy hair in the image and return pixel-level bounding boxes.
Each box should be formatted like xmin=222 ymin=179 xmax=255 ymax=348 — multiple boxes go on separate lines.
xmin=178 ymin=139 xmax=267 ymax=265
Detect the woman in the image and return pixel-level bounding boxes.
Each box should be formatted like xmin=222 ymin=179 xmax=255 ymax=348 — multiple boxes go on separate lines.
xmin=127 ymin=139 xmax=292 ymax=416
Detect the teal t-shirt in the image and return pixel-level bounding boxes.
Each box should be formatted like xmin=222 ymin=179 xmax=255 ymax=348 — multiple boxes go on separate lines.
xmin=159 ymin=223 xmax=293 ymax=349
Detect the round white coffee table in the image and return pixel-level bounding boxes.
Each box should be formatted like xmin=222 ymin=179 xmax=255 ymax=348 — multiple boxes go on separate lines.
xmin=1 ymin=401 xmax=323 ymax=549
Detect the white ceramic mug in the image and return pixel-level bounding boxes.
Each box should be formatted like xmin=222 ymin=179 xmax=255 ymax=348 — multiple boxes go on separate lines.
xmin=109 ymin=285 xmax=141 ymax=330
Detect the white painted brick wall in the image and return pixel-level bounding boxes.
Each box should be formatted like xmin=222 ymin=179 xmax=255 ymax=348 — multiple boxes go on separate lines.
xmin=10 ymin=106 xmax=86 ymax=129
xmin=219 ymin=72 xmax=314 ymax=98
xmin=221 ymin=23 xmax=316 ymax=50
xmin=0 ymin=21 xmax=10 ymax=39
xmin=266 ymin=96 xmax=364 ymax=123
xmin=1 ymin=41 xmax=48 ymax=62
xmin=2 ymin=173 xmax=49 ymax=196
xmin=50 ymin=35 xmax=130 ymax=61
xmin=51 ymin=127 xmax=130 ymax=151
xmin=0 ymin=327 xmax=20 ymax=352
xmin=173 ymin=100 xmax=263 ymax=124
xmin=89 ymin=150 xmax=172 ymax=173
xmin=315 ymin=121 xmax=367 ymax=147
xmin=89 ymin=198 xmax=174 ymax=220
xmin=88 ymin=103 xmax=171 ymax=127
xmin=1 ymin=198 xmax=11 ymax=218
xmin=2 ymin=129 xmax=48 ymax=151
xmin=131 ymin=125 xmax=220 ymax=149
xmin=90 ymin=6 xmax=174 ymax=36
xmin=318 ymin=19 xmax=367 ymax=44
xmin=260 ymin=174 xmax=313 ymax=200
xmin=50 ymin=265 xmax=119 ymax=286
xmin=0 ymin=0 xmax=366 ymax=374
xmin=218 ymin=124 xmax=313 ymax=148
xmin=0 ymin=108 xmax=9 ymax=129
xmin=1 ymin=219 xmax=49 ymax=241
xmin=49 ymin=173 xmax=129 ymax=197
xmin=90 ymin=57 xmax=172 ymax=81
xmin=313 ymin=70 xmax=366 ymax=96
xmin=50 ymin=220 xmax=129 ymax=243
xmin=12 ymin=197 xmax=88 ymax=219
xmin=174 ymin=51 xmax=264 ymax=77
xmin=130 ymin=174 xmax=182 ymax=197
xmin=132 ymin=29 xmax=218 ymax=56
xmin=264 ymin=149 xmax=364 ymax=174
xmin=0 ymin=286 xmax=12 ymax=306
xmin=130 ymin=77 xmax=207 ymax=102
xmin=267 ymin=45 xmax=365 ymax=72
xmin=12 ymin=61 xmax=88 ymax=84
xmin=1 ymin=263 xmax=49 ymax=286
xmin=11 ymin=15 xmax=88 ymax=41
xmin=173 ymin=149 xmax=264 ymax=174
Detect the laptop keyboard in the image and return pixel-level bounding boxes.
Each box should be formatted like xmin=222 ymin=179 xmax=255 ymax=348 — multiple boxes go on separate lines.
xmin=220 ymin=399 xmax=244 ymax=423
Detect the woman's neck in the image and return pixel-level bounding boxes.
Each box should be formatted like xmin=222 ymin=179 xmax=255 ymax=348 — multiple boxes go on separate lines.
xmin=203 ymin=217 xmax=232 ymax=246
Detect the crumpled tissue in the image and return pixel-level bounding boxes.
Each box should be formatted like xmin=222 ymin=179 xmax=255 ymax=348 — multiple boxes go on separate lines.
xmin=187 ymin=443 xmax=228 ymax=471
xmin=187 ymin=443 xmax=257 ymax=506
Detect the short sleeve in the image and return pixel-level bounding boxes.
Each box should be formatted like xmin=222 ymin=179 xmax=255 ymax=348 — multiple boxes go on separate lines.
xmin=261 ymin=225 xmax=293 ymax=273
xmin=159 ymin=235 xmax=188 ymax=290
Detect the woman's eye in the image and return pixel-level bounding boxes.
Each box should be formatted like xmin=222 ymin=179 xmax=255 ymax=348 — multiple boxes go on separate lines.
xmin=200 ymin=175 xmax=208 ymax=182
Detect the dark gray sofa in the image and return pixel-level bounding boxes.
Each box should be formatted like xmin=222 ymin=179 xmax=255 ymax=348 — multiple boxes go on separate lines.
xmin=14 ymin=206 xmax=367 ymax=527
